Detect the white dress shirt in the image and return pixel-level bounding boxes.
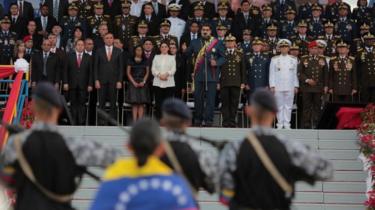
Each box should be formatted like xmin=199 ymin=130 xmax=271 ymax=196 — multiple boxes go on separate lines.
xmin=168 ymin=16 xmax=186 ymax=42
xmin=269 ymin=54 xmax=299 ymax=91
xmin=130 ymin=0 xmax=146 ymax=17
xmin=152 ymin=54 xmax=176 ymax=88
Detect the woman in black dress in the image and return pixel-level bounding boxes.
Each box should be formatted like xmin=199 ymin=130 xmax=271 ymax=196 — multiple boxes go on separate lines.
xmin=126 ymin=45 xmax=150 ymax=121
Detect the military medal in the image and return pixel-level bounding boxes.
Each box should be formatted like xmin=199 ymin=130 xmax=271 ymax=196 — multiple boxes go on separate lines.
xmin=235 ymin=55 xmax=241 ymax=62
xmin=303 ymin=60 xmax=308 ymax=67
xmin=346 ymin=61 xmax=352 ymax=70
xmin=319 ymin=59 xmax=325 ymax=66
xmin=249 ymin=58 xmax=253 ymax=64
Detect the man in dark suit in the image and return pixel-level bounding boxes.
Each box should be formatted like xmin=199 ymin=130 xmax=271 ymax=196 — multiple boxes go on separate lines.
xmin=190 ymin=0 xmax=215 ymax=19
xmin=44 ymin=0 xmax=68 ymax=22
xmin=94 ymin=33 xmax=123 ymax=121
xmin=9 ymin=3 xmax=27 ymax=39
xmin=63 ymin=39 xmax=93 ymax=125
xmin=31 ymin=39 xmax=60 ymax=89
xmin=36 ymin=4 xmax=58 ymax=37
xmin=232 ymin=0 xmax=258 ymax=39
xmin=14 ymin=0 xmax=34 ymax=22
xmin=180 ymin=21 xmax=200 ymax=49
xmin=150 ymin=0 xmax=166 ymax=20
xmin=140 ymin=2 xmax=160 ymax=36
xmin=168 ymin=0 xmax=190 ymax=19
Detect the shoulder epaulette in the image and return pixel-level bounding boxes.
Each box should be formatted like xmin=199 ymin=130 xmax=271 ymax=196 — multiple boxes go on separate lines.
xmin=228 ymin=17 xmax=233 ymax=21
xmin=213 ymin=17 xmax=218 ymax=20
xmin=331 ymin=56 xmax=337 ymax=60
xmin=236 ymin=48 xmax=243 ymax=53
xmin=301 ymin=55 xmax=308 ymax=58
xmin=87 ymin=16 xmax=93 ymax=19
xmin=115 ymin=15 xmax=121 ymax=18
xmin=318 ymin=55 xmax=325 ymax=58
xmin=349 ymin=56 xmax=355 ymax=60
xmin=63 ymin=15 xmax=68 ymax=19
xmin=104 ymin=15 xmax=110 ymax=18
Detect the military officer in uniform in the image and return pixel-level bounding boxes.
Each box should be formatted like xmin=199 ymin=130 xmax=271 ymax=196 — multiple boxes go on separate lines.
xmin=0 ymin=17 xmax=17 ymax=64
xmin=317 ymin=21 xmax=340 ymax=57
xmin=256 ymin=4 xmax=277 ymax=38
xmin=307 ymin=4 xmax=326 ymax=39
xmin=279 ymin=7 xmax=298 ymax=39
xmin=128 ymin=20 xmax=150 ymax=52
xmin=325 ymin=0 xmax=351 ymax=21
xmin=289 ymin=42 xmax=300 ymax=58
xmin=60 ymin=3 xmax=87 ymax=44
xmin=352 ymin=0 xmax=372 ymax=26
xmin=328 ymin=41 xmax=358 ymax=102
xmin=87 ymin=3 xmax=111 ymax=38
xmin=298 ymin=0 xmax=321 ymax=20
xmin=212 ymin=2 xmax=232 ymax=37
xmin=77 ymin=0 xmax=95 ymax=19
xmin=271 ymin=0 xmax=296 ymax=21
xmin=334 ymin=3 xmax=357 ymax=44
xmin=356 ymin=33 xmax=375 ymax=102
xmin=353 ymin=23 xmax=371 ymax=53
xmin=216 ymin=24 xmax=228 ymax=44
xmin=264 ymin=24 xmax=279 ymax=56
xmin=219 ymin=34 xmax=245 ymax=127
xmin=245 ymin=37 xmax=270 ymax=99
xmin=316 ymin=39 xmax=331 ymax=67
xmin=291 ymin=20 xmax=312 ymax=56
xmin=269 ymin=39 xmax=299 ymax=129
xmin=167 ymin=3 xmax=186 ymax=42
xmin=238 ymin=29 xmax=252 ymax=54
xmin=299 ymin=41 xmax=328 ymax=129
xmin=185 ymin=3 xmax=209 ymax=31
xmin=113 ymin=1 xmax=138 ymax=46
xmin=153 ymin=19 xmax=179 ymax=48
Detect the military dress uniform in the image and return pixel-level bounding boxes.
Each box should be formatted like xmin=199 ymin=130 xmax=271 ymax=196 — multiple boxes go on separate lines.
xmin=299 ymin=53 xmax=328 ymax=128
xmin=60 ymin=12 xmax=87 ymax=43
xmin=352 ymin=6 xmax=372 ymax=26
xmin=325 ymin=1 xmax=351 ymax=21
xmin=329 ymin=49 xmax=358 ymax=102
xmin=307 ymin=16 xmax=326 ymax=39
xmin=264 ymin=36 xmax=279 ymax=56
xmin=280 ymin=19 xmax=298 ymax=39
xmin=0 ymin=28 xmax=17 ymax=64
xmin=298 ymin=2 xmax=322 ymax=20
xmin=153 ymin=19 xmax=179 ymax=47
xmin=87 ymin=4 xmax=111 ymax=38
xmin=113 ymin=3 xmax=138 ymax=45
xmin=357 ymin=42 xmax=375 ymax=102
xmin=271 ymin=0 xmax=296 ymax=21
xmin=291 ymin=35 xmax=312 ymax=56
xmin=77 ymin=0 xmax=95 ymax=19
xmin=318 ymin=21 xmax=341 ymax=57
xmin=245 ymin=39 xmax=270 ymax=98
xmin=220 ymin=35 xmax=245 ymax=127
xmin=212 ymin=3 xmax=232 ymax=34
xmin=167 ymin=4 xmax=186 ymax=42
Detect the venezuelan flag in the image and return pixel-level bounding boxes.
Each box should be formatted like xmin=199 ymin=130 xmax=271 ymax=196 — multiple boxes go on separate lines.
xmin=90 ymin=156 xmax=198 ymax=210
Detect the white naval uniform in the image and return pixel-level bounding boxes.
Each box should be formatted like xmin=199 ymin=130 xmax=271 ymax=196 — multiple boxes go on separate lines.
xmin=168 ymin=16 xmax=186 ymax=43
xmin=269 ymin=54 xmax=299 ymax=129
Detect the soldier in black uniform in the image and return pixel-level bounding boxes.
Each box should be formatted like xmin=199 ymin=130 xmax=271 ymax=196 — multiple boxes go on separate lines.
xmin=257 ymin=4 xmax=278 ymax=38
xmin=356 ymin=33 xmax=375 ymax=102
xmin=153 ymin=19 xmax=178 ymax=48
xmin=317 ymin=21 xmax=340 ymax=57
xmin=279 ymin=7 xmax=298 ymax=39
xmin=237 ymin=29 xmax=252 ymax=54
xmin=352 ymin=0 xmax=372 ymax=26
xmin=0 ymin=16 xmax=17 ymax=64
xmin=60 ymin=3 xmax=87 ymax=45
xmin=113 ymin=1 xmax=138 ymax=47
xmin=77 ymin=0 xmax=95 ymax=19
xmin=299 ymin=40 xmax=328 ymax=129
xmin=185 ymin=3 xmax=209 ymax=31
xmin=160 ymin=98 xmax=218 ymax=193
xmin=245 ymin=38 xmax=270 ymax=99
xmin=128 ymin=20 xmax=150 ymax=53
xmin=264 ymin=24 xmax=279 ymax=56
xmin=353 ymin=23 xmax=371 ymax=52
xmin=298 ymin=0 xmax=321 ymax=20
xmin=271 ymin=0 xmax=296 ymax=21
xmin=219 ymin=34 xmax=245 ymax=127
xmin=212 ymin=2 xmax=232 ymax=37
xmin=289 ymin=42 xmax=300 ymax=58
xmin=325 ymin=0 xmax=351 ymax=21
xmin=87 ymin=3 xmax=111 ymax=38
xmin=307 ymin=4 xmax=326 ymax=39
xmin=218 ymin=89 xmax=333 ymax=210
xmin=232 ymin=0 xmax=259 ymax=40
xmin=328 ymin=41 xmax=358 ymax=102
xmin=334 ymin=3 xmax=357 ymax=44
xmin=291 ymin=20 xmax=312 ymax=56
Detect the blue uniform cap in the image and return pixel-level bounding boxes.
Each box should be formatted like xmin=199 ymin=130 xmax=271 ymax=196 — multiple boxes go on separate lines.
xmin=251 ymin=88 xmax=278 ymax=113
xmin=162 ymin=98 xmax=192 ymax=120
xmin=33 ymin=82 xmax=64 ymax=108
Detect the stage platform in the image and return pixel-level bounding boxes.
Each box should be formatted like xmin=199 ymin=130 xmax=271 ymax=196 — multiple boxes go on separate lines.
xmin=59 ymin=126 xmax=364 ymax=210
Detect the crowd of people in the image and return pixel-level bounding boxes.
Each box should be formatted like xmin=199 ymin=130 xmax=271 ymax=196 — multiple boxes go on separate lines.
xmin=0 ymin=0 xmax=375 ymax=128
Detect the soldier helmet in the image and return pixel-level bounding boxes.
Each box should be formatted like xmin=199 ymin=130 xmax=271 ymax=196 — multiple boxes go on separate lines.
xmin=316 ymin=40 xmax=327 ymax=48
xmin=243 ymin=29 xmax=252 ymax=35
xmin=68 ymin=3 xmax=79 ymax=10
xmin=312 ymin=3 xmax=322 ymax=11
xmin=267 ymin=24 xmax=278 ymax=31
xmin=122 ymin=1 xmax=131 ymax=8
xmin=160 ymin=19 xmax=171 ymax=27
xmin=290 ymin=42 xmax=299 ymax=50
xmin=336 ymin=40 xmax=349 ymax=48
xmin=262 ymin=4 xmax=272 ymax=12
xmin=225 ymin=34 xmax=236 ymax=42
xmin=218 ymin=2 xmax=228 ymax=10
xmin=1 ymin=16 xmax=11 ymax=24
xmin=138 ymin=20 xmax=148 ymax=28
xmin=194 ymin=3 xmax=204 ymax=11
xmin=168 ymin=3 xmax=181 ymax=11
xmin=252 ymin=37 xmax=263 ymax=45
xmin=324 ymin=21 xmax=334 ymax=28
xmin=364 ymin=33 xmax=375 ymax=40
xmin=297 ymin=20 xmax=308 ymax=28
xmin=360 ymin=23 xmax=370 ymax=30
xmin=94 ymin=2 xmax=104 ymax=9
xmin=277 ymin=39 xmax=291 ymax=47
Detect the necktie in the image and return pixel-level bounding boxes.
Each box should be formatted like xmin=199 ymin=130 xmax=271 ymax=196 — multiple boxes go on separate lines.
xmin=12 ymin=17 xmax=16 ymax=24
xmin=19 ymin=1 xmax=23 ymax=16
xmin=77 ymin=53 xmax=82 ymax=67
xmin=53 ymin=0 xmax=59 ymax=21
xmin=43 ymin=53 xmax=48 ymax=76
xmin=107 ymin=47 xmax=112 ymax=61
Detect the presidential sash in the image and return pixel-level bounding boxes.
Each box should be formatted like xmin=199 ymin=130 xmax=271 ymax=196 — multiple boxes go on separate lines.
xmin=193 ymin=37 xmax=219 ymax=78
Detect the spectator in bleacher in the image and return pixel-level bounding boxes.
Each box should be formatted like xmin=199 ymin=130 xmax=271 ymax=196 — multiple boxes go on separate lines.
xmin=237 ymin=29 xmax=252 ymax=54
xmin=31 ymin=39 xmax=61 ymax=89
xmin=65 ymin=26 xmax=84 ymax=53
xmin=170 ymin=42 xmax=186 ymax=99
xmin=212 ymin=2 xmax=232 ymax=37
xmin=13 ymin=40 xmax=26 ymax=61
xmin=0 ymin=16 xmax=16 ymax=65
xmin=35 ymin=4 xmax=58 ymax=38
xmin=352 ymin=0 xmax=372 ymax=26
xmin=87 ymin=3 xmax=111 ymax=39
xmin=9 ymin=3 xmax=27 ymax=40
xmin=328 ymin=41 xmax=358 ymax=102
xmin=1 ymin=82 xmax=120 ymax=210
xmin=167 ymin=3 xmax=186 ymax=43
xmin=279 ymin=7 xmax=298 ymax=39
xmin=94 ymin=33 xmax=123 ymax=123
xmin=190 ymin=0 xmax=215 ymax=19
xmin=130 ymin=0 xmax=147 ymax=17
xmin=334 ymin=3 xmax=357 ymax=44
xmin=325 ymin=0 xmax=352 ymax=20
xmin=113 ymin=2 xmax=138 ymax=47
xmin=63 ymin=39 xmax=93 ymax=125
xmin=60 ymin=3 xmax=87 ymax=48
xmin=23 ymin=35 xmax=37 ymax=62
xmin=15 ymin=0 xmax=34 ymax=23
xmin=84 ymin=38 xmax=94 ymax=56
xmin=126 ymin=45 xmax=150 ymax=121
xmin=232 ymin=0 xmax=257 ymax=40
xmin=140 ymin=2 xmax=160 ymax=36
xmin=168 ymin=0 xmax=190 ymax=20
xmin=257 ymin=4 xmax=277 ymax=38
xmin=93 ymin=23 xmax=108 ymax=50
xmin=152 ymin=41 xmax=176 ymax=120
xmin=90 ymin=119 xmax=198 ymax=210
xmin=271 ymin=0 xmax=296 ymax=21
xmin=26 ymin=20 xmax=43 ymax=50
